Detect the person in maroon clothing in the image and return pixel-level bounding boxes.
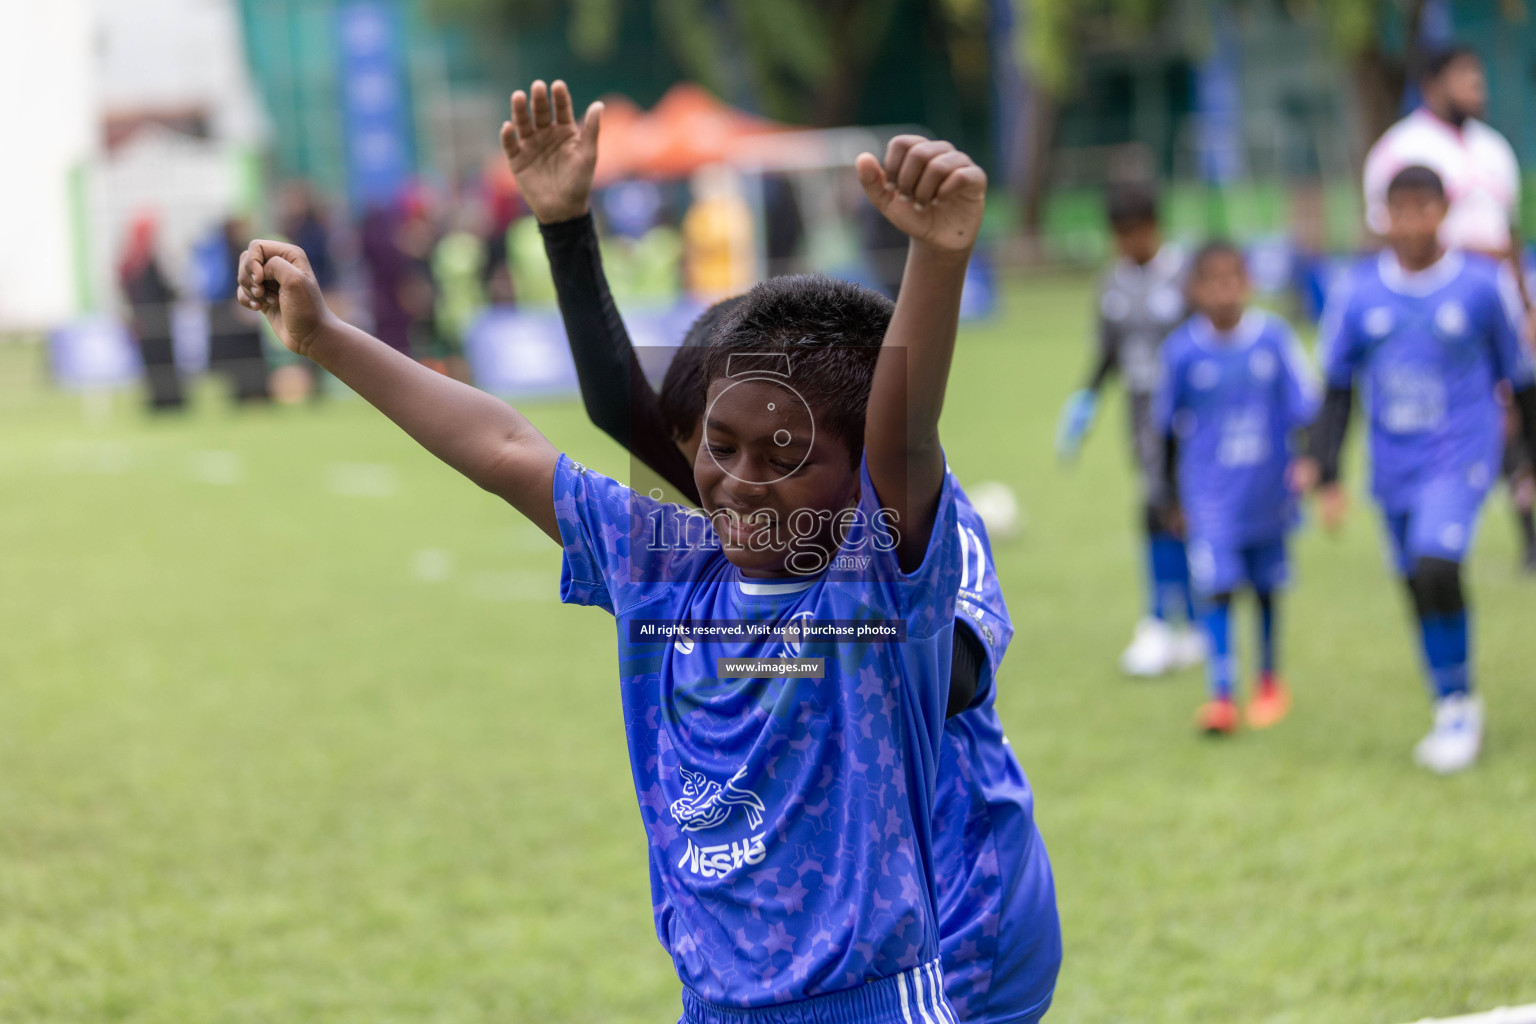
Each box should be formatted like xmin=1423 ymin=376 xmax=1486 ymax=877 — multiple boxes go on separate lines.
xmin=119 ymin=213 xmax=182 ymax=411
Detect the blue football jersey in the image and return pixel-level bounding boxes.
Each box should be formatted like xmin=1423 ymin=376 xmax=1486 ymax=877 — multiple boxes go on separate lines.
xmin=936 ymin=489 xmax=1060 ymax=1023
xmin=1320 ymin=250 xmax=1535 ymax=512
xmin=553 ymin=453 xmax=964 ymax=1009
xmin=1154 ymin=310 xmax=1320 ymax=547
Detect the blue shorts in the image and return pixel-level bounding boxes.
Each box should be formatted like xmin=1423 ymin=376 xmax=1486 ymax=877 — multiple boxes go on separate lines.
xmin=680 ymin=959 xmax=956 ymax=1024
xmin=1187 ymin=536 xmax=1289 ymax=597
xmin=1381 ymin=473 xmax=1491 ymax=575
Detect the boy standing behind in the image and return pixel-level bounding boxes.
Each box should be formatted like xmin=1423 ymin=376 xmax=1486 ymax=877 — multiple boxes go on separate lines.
xmin=1155 ymin=243 xmax=1320 ymax=734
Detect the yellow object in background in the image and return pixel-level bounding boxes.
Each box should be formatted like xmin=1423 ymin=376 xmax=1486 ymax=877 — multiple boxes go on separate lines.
xmin=683 ymin=165 xmax=756 ymax=302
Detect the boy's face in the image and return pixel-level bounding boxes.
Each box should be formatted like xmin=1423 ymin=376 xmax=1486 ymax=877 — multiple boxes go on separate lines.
xmin=1386 ymin=188 xmax=1448 ymax=253
xmin=694 ymin=377 xmax=860 ymax=577
xmin=1112 ymin=220 xmax=1161 ymax=265
xmin=1190 ymin=253 xmax=1249 ymax=330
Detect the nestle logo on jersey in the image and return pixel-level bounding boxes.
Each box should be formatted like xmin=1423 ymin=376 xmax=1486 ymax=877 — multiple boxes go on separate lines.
xmin=676 ymin=834 xmax=768 ymax=878
xmin=668 ymin=767 xmax=772 ymax=879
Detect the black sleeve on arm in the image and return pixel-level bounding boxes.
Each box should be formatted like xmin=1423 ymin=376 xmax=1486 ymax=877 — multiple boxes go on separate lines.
xmin=540 ymin=214 xmax=699 ymax=501
xmin=1085 ymin=346 xmax=1117 ymax=392
xmin=1159 ymin=431 xmax=1179 ymax=508
xmin=946 ymin=624 xmax=984 ymax=718
xmin=1512 ymin=384 xmax=1536 ymax=462
xmin=1309 ymin=385 xmax=1354 ymax=485
xmin=1086 ymin=315 xmax=1118 ymax=391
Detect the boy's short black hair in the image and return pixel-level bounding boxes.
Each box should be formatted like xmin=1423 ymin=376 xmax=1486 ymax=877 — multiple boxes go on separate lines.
xmin=1190 ymin=239 xmax=1246 ymax=279
xmin=1418 ymin=44 xmax=1478 ymax=84
xmin=1105 ymin=183 xmax=1159 ymax=230
xmin=1386 ymin=164 xmax=1447 ymax=202
xmin=701 ymin=275 xmax=892 ymax=464
xmin=658 ymin=296 xmax=745 ymax=441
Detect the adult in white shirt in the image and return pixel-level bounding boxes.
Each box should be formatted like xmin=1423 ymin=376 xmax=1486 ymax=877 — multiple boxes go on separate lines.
xmin=1363 ymin=45 xmax=1536 ymax=573
xmin=1364 ymin=46 xmax=1521 ymax=259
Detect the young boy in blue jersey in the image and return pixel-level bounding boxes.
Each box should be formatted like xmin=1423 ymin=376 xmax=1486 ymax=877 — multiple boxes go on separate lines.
xmin=1300 ymin=166 xmax=1536 ymax=773
xmin=1057 ymin=184 xmax=1203 ymax=676
xmin=506 ymin=79 xmax=1060 ymax=1022
xmin=237 ymin=116 xmax=991 ymax=1023
xmin=1154 ymin=242 xmax=1320 ymax=734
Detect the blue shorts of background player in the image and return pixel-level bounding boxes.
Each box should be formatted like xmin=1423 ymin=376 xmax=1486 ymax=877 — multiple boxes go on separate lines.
xmin=1379 ymin=470 xmax=1491 ymax=577
xmin=1188 ymin=536 xmax=1290 ymax=598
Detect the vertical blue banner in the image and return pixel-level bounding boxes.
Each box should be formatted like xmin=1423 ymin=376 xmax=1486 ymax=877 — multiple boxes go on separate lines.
xmin=989 ymin=0 xmax=1028 ymax=189
xmin=1194 ymin=12 xmax=1244 ymax=185
xmin=1402 ymin=0 xmax=1453 ymax=113
xmin=337 ymin=1 xmax=413 ymax=209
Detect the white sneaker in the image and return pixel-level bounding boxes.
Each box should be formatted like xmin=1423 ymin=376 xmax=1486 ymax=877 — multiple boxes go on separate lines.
xmin=1414 ymin=694 xmax=1484 ymax=775
xmin=1120 ymin=618 xmax=1178 ymax=677
xmin=1173 ymin=626 xmax=1207 ymax=669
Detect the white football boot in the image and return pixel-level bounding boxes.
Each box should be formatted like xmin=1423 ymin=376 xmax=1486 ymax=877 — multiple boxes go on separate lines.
xmin=1120 ymin=618 xmax=1178 ymax=677
xmin=1413 ymin=693 xmax=1484 ymax=775
xmin=1172 ymin=625 xmax=1207 ymax=669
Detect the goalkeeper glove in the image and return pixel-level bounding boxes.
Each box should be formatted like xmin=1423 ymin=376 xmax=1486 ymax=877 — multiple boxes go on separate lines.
xmin=1055 ymin=389 xmax=1098 ymax=463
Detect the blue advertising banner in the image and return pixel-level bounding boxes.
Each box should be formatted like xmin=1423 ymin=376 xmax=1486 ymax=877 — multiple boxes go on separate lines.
xmin=463 ymin=303 xmax=712 ymax=399
xmin=1194 ymin=13 xmax=1245 ymax=185
xmin=337 ymin=1 xmax=413 ymax=209
xmin=49 ymin=317 xmax=140 ymax=389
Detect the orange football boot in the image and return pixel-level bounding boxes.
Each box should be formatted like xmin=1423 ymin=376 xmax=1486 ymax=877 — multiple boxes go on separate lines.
xmin=1197 ymin=698 xmax=1239 ymax=735
xmin=1246 ymin=674 xmax=1291 ymax=729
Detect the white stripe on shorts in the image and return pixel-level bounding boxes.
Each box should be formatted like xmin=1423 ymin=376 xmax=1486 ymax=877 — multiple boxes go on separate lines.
xmin=926 ymin=961 xmax=956 ymax=1024
xmin=911 ymin=963 xmax=940 ymax=1024
xmin=895 ymin=968 xmax=917 ymax=1024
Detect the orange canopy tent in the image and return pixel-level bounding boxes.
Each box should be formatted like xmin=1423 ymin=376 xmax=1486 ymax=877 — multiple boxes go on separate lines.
xmin=597 ymin=83 xmax=795 ymax=181
xmin=486 ymin=83 xmax=806 ymax=194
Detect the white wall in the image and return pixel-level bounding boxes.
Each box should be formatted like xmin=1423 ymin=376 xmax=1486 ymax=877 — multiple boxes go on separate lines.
xmin=92 ymin=0 xmax=267 ymax=147
xmin=0 ymin=0 xmax=95 ymax=331
xmin=0 ymin=0 xmax=268 ymax=331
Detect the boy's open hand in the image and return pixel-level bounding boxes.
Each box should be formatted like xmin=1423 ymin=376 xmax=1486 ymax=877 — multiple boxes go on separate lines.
xmin=236 ymin=240 xmax=331 ymax=358
xmin=1289 ymin=457 xmax=1347 ymax=532
xmin=1317 ymin=484 xmax=1348 ymax=533
xmin=856 ymin=135 xmax=986 ymax=253
xmin=500 ymin=79 xmax=602 ymax=224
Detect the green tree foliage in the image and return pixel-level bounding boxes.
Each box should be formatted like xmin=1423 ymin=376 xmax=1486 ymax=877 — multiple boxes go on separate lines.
xmin=428 ymin=0 xmax=1007 ymax=128
xmin=1019 ymin=0 xmax=1164 ymax=98
xmin=428 ymin=0 xmax=916 ymax=125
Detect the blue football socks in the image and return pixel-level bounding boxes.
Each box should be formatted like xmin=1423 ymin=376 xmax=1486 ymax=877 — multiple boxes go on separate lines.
xmin=1149 ymin=532 xmax=1193 ymax=623
xmin=1202 ymin=596 xmax=1234 ymax=701
xmin=1419 ymin=610 xmax=1471 ymax=699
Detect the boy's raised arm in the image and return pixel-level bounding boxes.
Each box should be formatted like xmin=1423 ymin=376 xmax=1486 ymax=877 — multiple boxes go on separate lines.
xmin=855 ymin=136 xmax=987 ymax=571
xmin=236 ymin=240 xmax=563 ymax=540
xmin=504 ymin=79 xmax=699 ymax=500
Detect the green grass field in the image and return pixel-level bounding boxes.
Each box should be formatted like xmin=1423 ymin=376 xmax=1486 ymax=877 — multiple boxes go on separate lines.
xmin=2 ymin=274 xmax=1533 ymax=1024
